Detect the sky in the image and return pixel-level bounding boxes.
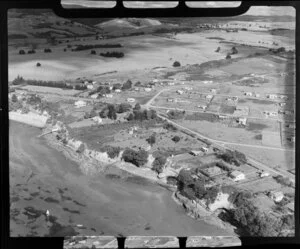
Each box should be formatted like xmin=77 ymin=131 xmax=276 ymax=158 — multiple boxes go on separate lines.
xmin=61 ymin=0 xmax=296 ymax=16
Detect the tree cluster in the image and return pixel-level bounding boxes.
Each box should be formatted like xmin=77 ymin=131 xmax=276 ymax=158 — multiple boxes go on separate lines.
xmin=167 ymin=110 xmax=185 ymax=120
xmin=100 ymin=51 xmax=124 ymax=58
xmin=122 ymin=148 xmax=149 ymax=167
xmin=163 ymin=122 xmax=177 ymax=131
xmin=127 ymin=109 xmax=157 ymax=122
xmin=273 ymin=175 xmax=294 ymax=187
xmin=71 ymin=43 xmax=122 ymax=51
xmin=121 ymin=80 xmax=132 ymax=90
xmin=26 ymin=94 xmax=42 ymax=105
xmin=16 ymin=78 xmax=74 ymax=89
xmin=152 ymin=154 xmax=167 ymax=174
xmin=172 ymin=135 xmax=180 ymax=143
xmin=217 ymin=150 xmax=247 ymax=166
xmin=101 ymin=145 xmax=121 ymax=159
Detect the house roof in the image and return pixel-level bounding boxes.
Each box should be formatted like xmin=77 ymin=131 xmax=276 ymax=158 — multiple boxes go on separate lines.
xmin=230 ymin=170 xmax=244 ymax=177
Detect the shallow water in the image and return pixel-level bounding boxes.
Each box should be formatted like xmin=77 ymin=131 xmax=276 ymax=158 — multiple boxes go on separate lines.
xmin=9 ymin=121 xmax=233 ymax=236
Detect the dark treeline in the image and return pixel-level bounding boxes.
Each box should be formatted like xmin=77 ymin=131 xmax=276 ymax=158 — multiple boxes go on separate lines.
xmin=71 ymin=43 xmax=122 ymax=51
xmin=12 ymin=76 xmax=87 ymax=90
xmin=100 ymin=51 xmax=124 ymax=58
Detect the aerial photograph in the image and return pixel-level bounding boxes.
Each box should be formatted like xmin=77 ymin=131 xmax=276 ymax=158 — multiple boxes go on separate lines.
xmin=8 ymin=1 xmax=295 ymax=238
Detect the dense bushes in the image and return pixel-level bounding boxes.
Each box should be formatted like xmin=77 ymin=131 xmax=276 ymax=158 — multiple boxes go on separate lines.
xmin=163 ymin=122 xmax=177 ymax=131
xmin=101 ymin=145 xmax=121 ymax=159
xmin=100 ymin=51 xmax=124 ymax=58
xmin=91 ymin=50 xmax=96 ymax=55
xmin=152 ymin=154 xmax=167 ymax=174
xmin=167 ymin=110 xmax=185 ymax=119
xmin=172 ymin=135 xmax=180 ymax=143
xmin=121 ymin=80 xmax=132 ymax=90
xmin=27 ymin=49 xmax=36 ymax=54
xmin=217 ymin=150 xmax=247 ymax=166
xmin=173 ymin=61 xmax=181 ymax=67
xmin=122 ymin=148 xmax=148 ymax=167
xmin=146 ymin=134 xmax=156 ymax=146
xmin=273 ymin=175 xmax=294 ymax=187
xmin=12 ymin=75 xmax=25 ymax=85
xmin=127 ymin=109 xmax=157 ymax=122
xmin=72 ymin=43 xmax=122 ymax=51
xmin=36 ymin=62 xmax=41 ymax=67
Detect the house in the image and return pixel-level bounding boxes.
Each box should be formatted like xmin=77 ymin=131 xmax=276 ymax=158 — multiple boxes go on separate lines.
xmin=74 ymin=100 xmax=87 ymax=108
xmin=104 ymin=94 xmax=113 ymax=98
xmin=255 ymin=93 xmax=260 ymax=98
xmin=206 ymin=95 xmax=213 ymax=99
xmin=259 ymin=171 xmax=270 ymax=178
xmin=84 ymin=80 xmax=89 ymax=85
xmin=218 ymin=115 xmax=227 ymax=119
xmin=198 ymin=105 xmax=207 ymax=110
xmin=200 ymin=147 xmax=209 ymax=153
xmin=92 ymin=81 xmax=97 ymax=85
xmin=92 ymin=116 xmax=102 ymax=124
xmin=230 ymin=170 xmax=245 ymax=182
xmin=267 ymin=94 xmax=277 ymax=99
xmin=237 ymin=117 xmax=247 ymax=126
xmin=127 ymin=98 xmax=136 ymax=103
xmin=210 ymin=89 xmax=217 ymax=93
xmin=168 ymin=82 xmax=175 ymax=86
xmin=202 ymin=80 xmax=213 ymax=84
xmin=167 ymin=98 xmax=174 ymax=102
xmin=115 ymin=89 xmax=122 ymax=93
xmin=190 ymin=150 xmax=202 ymax=156
xmin=153 ymin=79 xmax=159 ymax=83
xmin=87 ymin=84 xmax=94 ymax=90
xmin=290 ymin=136 xmax=295 ymax=142
xmin=90 ymin=93 xmax=99 ymax=99
xmin=279 ymin=102 xmax=286 ymax=107
xmin=245 ymin=92 xmax=252 ymax=96
xmin=144 ymin=88 xmax=152 ymax=92
xmin=205 ymin=166 xmax=222 ymax=177
xmin=269 ymin=191 xmax=284 ymax=202
xmin=177 ymin=90 xmax=184 ymax=95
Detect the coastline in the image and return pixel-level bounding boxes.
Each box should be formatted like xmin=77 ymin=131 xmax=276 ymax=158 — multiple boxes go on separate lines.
xmin=42 ymin=125 xmax=238 ymax=236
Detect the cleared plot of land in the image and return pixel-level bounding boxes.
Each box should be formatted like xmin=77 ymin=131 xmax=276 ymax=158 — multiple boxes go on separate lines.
xmin=228 ymin=144 xmax=295 ymax=171
xmin=21 ymin=85 xmax=81 ymax=96
xmin=262 ymin=131 xmax=281 ymax=147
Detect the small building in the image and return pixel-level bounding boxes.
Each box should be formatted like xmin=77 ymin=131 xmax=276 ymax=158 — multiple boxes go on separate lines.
xmin=90 ymin=93 xmax=99 ymax=99
xmin=115 ymin=89 xmax=122 ymax=93
xmin=259 ymin=171 xmax=270 ymax=178
xmin=92 ymin=81 xmax=97 ymax=85
xmin=190 ymin=150 xmax=202 ymax=156
xmin=74 ymin=100 xmax=87 ymax=108
xmin=92 ymin=116 xmax=102 ymax=124
xmin=104 ymin=94 xmax=113 ymax=98
xmin=202 ymin=80 xmax=213 ymax=84
xmin=255 ymin=93 xmax=260 ymax=98
xmin=167 ymin=98 xmax=174 ymax=102
xmin=245 ymin=92 xmax=252 ymax=96
xmin=218 ymin=115 xmax=227 ymax=119
xmin=289 ymin=136 xmax=295 ymax=143
xmin=198 ymin=105 xmax=207 ymax=110
xmin=144 ymin=88 xmax=152 ymax=92
xmin=127 ymin=98 xmax=136 ymax=103
xmin=200 ymin=147 xmax=209 ymax=153
xmin=237 ymin=117 xmax=247 ymax=126
xmin=230 ymin=170 xmax=245 ymax=182
xmin=206 ymin=95 xmax=213 ymax=99
xmin=84 ymin=80 xmax=89 ymax=85
xmin=279 ymin=102 xmax=286 ymax=107
xmin=269 ymin=190 xmax=284 ymax=202
xmin=177 ymin=90 xmax=184 ymax=95
xmin=87 ymin=84 xmax=94 ymax=90
xmin=210 ymin=89 xmax=217 ymax=93
xmin=267 ymin=94 xmax=277 ymax=99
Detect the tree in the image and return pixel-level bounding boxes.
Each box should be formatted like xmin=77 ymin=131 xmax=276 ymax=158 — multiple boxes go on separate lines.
xmin=12 ymin=75 xmax=25 ymax=85
xmin=11 ymin=94 xmax=18 ymax=102
xmin=152 ymin=155 xmax=167 ymax=174
xmin=122 ymin=148 xmax=148 ymax=167
xmin=231 ymin=46 xmax=238 ymax=54
xmin=19 ymin=49 xmax=25 ymax=55
xmin=122 ymin=80 xmax=132 ymax=90
xmin=146 ymin=134 xmax=156 ymax=146
xmin=127 ymin=113 xmax=134 ymax=121
xmin=173 ymin=61 xmax=181 ymax=67
xmin=226 ymin=53 xmax=231 ymax=59
xmin=172 ymin=136 xmax=180 ymax=143
xmin=91 ymin=50 xmax=96 ymax=55
xmin=63 ymin=48 xmax=67 ymax=52
xmin=117 ymin=103 xmax=131 ymax=113
xmin=215 ymin=47 xmax=220 ymax=52
xmin=36 ymin=62 xmax=41 ymax=67
xmin=133 ymin=103 xmax=141 ymax=111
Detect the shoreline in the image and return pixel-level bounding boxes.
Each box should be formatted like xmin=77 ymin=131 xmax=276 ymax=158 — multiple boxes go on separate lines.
xmin=42 ymin=125 xmax=237 ymax=236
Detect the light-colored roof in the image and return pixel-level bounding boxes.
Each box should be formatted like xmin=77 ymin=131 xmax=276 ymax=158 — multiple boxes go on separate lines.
xmin=230 ymin=170 xmax=244 ymax=177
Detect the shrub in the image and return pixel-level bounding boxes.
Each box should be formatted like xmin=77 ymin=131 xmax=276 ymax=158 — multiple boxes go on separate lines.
xmin=102 ymin=145 xmax=121 ymax=159
xmin=44 ymin=48 xmax=52 ymax=53
xmin=163 ymin=123 xmax=177 ymax=131
xmin=121 ymin=80 xmax=132 ymax=90
xmin=28 ymin=49 xmax=36 ymax=54
xmin=19 ymin=49 xmax=25 ymax=55
xmin=122 ymin=148 xmax=148 ymax=167
xmin=215 ymin=47 xmax=220 ymax=52
xmin=100 ymin=51 xmax=124 ymax=58
xmin=63 ymin=48 xmax=67 ymax=52
xmin=12 ymin=75 xmax=25 ymax=85
xmin=226 ymin=53 xmax=231 ymax=59
xmin=152 ymin=155 xmax=166 ymax=174
xmin=173 ymin=61 xmax=181 ymax=67
xmin=36 ymin=62 xmax=41 ymax=67
xmin=133 ymin=103 xmax=141 ymax=111
xmin=231 ymin=46 xmax=238 ymax=54
xmin=172 ymin=136 xmax=180 ymax=143
xmin=91 ymin=50 xmax=96 ymax=55
xmin=146 ymin=134 xmax=156 ymax=146
xmin=11 ymin=94 xmax=18 ymax=102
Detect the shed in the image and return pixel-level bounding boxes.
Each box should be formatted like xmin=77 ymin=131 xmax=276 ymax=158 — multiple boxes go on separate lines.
xmin=269 ymin=191 xmax=284 ymax=202
xmin=230 ymin=170 xmax=245 ymax=182
xmin=74 ymin=100 xmax=87 ymax=108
